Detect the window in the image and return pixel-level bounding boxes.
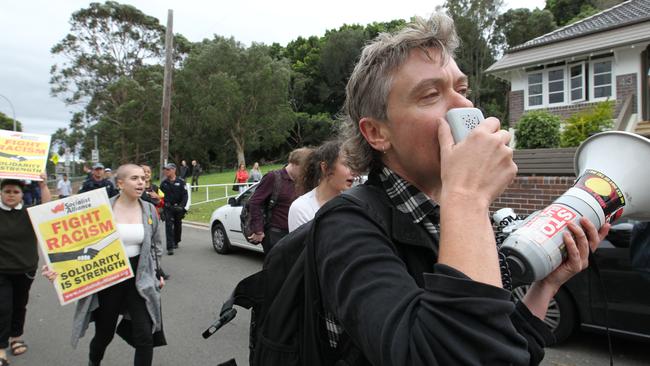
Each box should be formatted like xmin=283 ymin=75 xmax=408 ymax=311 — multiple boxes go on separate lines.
xmin=523 ymin=57 xmax=614 ymax=109
xmin=592 ymin=60 xmax=612 ymax=99
xmin=548 ymin=68 xmax=565 ymax=104
xmin=569 ymin=63 xmax=585 ymax=102
xmin=527 ymin=72 xmax=543 ymax=107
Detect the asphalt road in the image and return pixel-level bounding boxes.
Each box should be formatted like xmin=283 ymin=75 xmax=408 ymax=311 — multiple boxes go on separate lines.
xmin=8 ymin=224 xmax=649 ymax=365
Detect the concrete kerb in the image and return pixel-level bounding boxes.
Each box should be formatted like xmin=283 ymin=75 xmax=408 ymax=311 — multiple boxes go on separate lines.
xmin=183 ymin=220 xmax=210 ymax=230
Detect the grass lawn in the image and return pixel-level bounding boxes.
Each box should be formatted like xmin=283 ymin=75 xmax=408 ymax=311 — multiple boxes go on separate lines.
xmin=184 ymin=164 xmax=283 ymax=224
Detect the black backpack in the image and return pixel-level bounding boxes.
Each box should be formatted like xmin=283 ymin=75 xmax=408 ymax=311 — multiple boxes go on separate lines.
xmin=204 ymin=185 xmax=391 ymax=366
xmin=240 ymin=170 xmax=282 ymax=244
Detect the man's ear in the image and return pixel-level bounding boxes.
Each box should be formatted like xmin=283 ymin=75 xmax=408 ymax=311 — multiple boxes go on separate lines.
xmin=359 ymin=117 xmax=391 ymax=152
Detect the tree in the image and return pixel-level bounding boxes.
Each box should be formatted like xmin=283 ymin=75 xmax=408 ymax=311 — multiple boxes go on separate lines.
xmin=318 ymin=26 xmax=368 ymax=115
xmin=288 ymin=112 xmax=338 ymax=148
xmin=174 ymin=37 xmax=294 ymax=167
xmin=50 ymin=1 xmax=165 ymax=106
xmin=0 ymin=112 xmax=22 ymax=131
xmin=515 ymin=110 xmax=561 ymax=149
xmin=445 ymin=0 xmax=508 ymax=120
xmin=49 ymin=1 xmax=188 ymax=165
xmin=560 ymin=101 xmax=614 ymax=147
xmin=496 ymin=8 xmax=556 ymax=50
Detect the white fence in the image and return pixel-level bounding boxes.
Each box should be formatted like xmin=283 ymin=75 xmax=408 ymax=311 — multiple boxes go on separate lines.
xmin=187 ymin=182 xmax=254 ymax=208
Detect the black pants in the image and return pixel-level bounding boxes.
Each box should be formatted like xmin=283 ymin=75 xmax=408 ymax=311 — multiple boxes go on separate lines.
xmin=191 ymin=176 xmax=199 ymax=191
xmin=89 ymin=256 xmax=153 ymax=366
xmin=163 ymin=207 xmax=183 ymax=251
xmin=0 ymin=272 xmax=34 ymax=349
xmin=261 ymin=227 xmax=288 ymax=254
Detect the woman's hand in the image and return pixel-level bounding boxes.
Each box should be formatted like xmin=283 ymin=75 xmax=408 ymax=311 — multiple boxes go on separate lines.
xmin=41 ymin=264 xmax=58 ymax=282
xmin=159 ymin=277 xmax=165 ymax=289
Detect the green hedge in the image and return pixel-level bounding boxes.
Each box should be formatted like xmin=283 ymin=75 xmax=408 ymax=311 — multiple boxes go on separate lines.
xmin=515 ymin=110 xmax=561 ymax=149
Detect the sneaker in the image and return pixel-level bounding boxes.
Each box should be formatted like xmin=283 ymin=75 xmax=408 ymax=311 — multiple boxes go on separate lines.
xmin=167 ymin=250 xmax=174 ymax=255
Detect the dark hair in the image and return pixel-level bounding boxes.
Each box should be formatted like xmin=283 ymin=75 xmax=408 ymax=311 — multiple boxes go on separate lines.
xmin=1 ymin=179 xmax=24 ymax=191
xmin=298 ymin=140 xmax=342 ymax=195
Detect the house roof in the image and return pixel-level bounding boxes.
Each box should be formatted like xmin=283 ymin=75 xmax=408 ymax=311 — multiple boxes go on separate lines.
xmin=486 ymin=0 xmax=650 ymax=74
xmin=509 ymin=0 xmax=650 ymax=53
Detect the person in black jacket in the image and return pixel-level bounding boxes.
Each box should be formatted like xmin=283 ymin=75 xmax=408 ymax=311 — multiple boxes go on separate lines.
xmin=79 ymin=163 xmax=118 ymax=198
xmin=179 ymin=160 xmax=190 ymax=180
xmin=311 ymin=13 xmax=610 ymax=365
xmin=190 ymin=160 xmax=202 ymax=192
xmin=160 ymin=163 xmax=188 ymax=255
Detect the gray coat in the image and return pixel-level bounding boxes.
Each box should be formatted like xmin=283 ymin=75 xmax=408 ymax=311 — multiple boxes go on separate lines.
xmin=71 ymin=196 xmax=163 ymax=348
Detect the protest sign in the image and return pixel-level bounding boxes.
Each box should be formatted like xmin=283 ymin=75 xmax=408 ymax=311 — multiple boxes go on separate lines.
xmin=0 ymin=129 xmax=51 ymax=180
xmin=28 ymin=189 xmax=133 ymax=305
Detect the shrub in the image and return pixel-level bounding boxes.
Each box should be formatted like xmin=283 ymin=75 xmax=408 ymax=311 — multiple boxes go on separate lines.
xmin=514 ymin=110 xmax=561 ymax=149
xmin=560 ymin=101 xmax=614 ymax=147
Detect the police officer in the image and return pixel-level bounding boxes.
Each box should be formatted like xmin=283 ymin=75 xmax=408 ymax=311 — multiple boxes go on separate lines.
xmin=79 ymin=163 xmax=118 ymax=197
xmin=160 ymin=163 xmax=188 ymax=255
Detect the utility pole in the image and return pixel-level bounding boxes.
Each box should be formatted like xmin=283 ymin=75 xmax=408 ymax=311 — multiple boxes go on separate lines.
xmin=159 ymin=9 xmax=174 ymax=181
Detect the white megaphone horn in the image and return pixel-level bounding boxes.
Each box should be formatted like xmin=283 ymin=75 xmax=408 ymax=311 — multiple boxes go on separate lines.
xmin=501 ymin=131 xmax=650 ymax=283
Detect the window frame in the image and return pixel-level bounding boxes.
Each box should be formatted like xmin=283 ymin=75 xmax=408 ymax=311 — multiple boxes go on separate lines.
xmin=546 ymin=65 xmax=567 ymax=106
xmin=525 ymin=71 xmax=544 ymax=109
xmin=590 ymin=58 xmax=614 ymax=102
xmin=569 ymin=62 xmax=586 ymax=103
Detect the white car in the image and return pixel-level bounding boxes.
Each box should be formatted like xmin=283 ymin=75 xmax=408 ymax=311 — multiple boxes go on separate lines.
xmin=209 ymin=183 xmax=264 ymax=254
xmin=209 ymin=175 xmax=367 ymax=255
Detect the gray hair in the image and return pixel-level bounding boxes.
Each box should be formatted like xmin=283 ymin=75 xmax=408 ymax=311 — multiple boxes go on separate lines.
xmin=341 ymin=12 xmax=459 ymax=173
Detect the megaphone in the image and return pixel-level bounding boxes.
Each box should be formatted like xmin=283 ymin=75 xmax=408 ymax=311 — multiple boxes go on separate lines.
xmin=501 ymin=131 xmax=650 ymax=283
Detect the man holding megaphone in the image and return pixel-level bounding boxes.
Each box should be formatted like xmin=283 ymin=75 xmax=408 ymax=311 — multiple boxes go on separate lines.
xmin=307 ymin=13 xmax=610 ymax=366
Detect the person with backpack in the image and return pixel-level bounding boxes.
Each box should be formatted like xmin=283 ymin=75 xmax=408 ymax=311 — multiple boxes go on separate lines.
xmin=288 ymin=140 xmax=354 ymax=232
xmin=307 ymin=13 xmax=609 ymax=365
xmin=246 ymin=148 xmax=311 ymax=253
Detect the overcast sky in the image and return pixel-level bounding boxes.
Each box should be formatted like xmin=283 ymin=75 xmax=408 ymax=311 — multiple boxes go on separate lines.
xmin=0 ymin=0 xmax=545 ymax=135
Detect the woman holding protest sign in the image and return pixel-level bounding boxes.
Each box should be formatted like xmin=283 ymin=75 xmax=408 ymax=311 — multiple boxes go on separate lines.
xmin=0 ymin=174 xmax=51 ymax=366
xmin=43 ymin=164 xmax=165 ymax=366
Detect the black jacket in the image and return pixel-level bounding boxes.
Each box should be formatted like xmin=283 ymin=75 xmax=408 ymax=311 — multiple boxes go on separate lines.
xmin=313 ymin=179 xmax=554 ymax=366
xmin=78 ymin=178 xmax=118 ymax=198
xmin=160 ymin=177 xmax=188 ymax=207
xmin=180 ymin=165 xmax=190 ymax=179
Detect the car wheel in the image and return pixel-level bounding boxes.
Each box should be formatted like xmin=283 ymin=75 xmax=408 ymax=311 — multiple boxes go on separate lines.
xmin=212 ymin=222 xmax=231 ymax=254
xmin=512 ymin=285 xmax=576 ymax=343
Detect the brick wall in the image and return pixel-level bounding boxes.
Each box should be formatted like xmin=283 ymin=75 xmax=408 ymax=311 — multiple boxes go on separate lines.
xmin=490 ymin=176 xmax=575 ymax=217
xmin=509 ymin=90 xmax=524 ymax=127
xmin=616 ymin=73 xmax=637 ymax=115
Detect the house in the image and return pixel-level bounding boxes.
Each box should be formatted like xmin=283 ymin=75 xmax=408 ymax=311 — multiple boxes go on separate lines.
xmin=486 ymin=0 xmax=650 ymax=136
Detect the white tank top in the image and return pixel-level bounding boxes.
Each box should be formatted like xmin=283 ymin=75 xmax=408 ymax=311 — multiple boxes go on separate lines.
xmin=117 ymin=223 xmax=145 ymax=258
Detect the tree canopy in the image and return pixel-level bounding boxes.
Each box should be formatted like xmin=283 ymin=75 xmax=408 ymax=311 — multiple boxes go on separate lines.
xmin=0 ymin=111 xmax=22 ymax=131
xmin=51 ymin=0 xmax=601 ymax=171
